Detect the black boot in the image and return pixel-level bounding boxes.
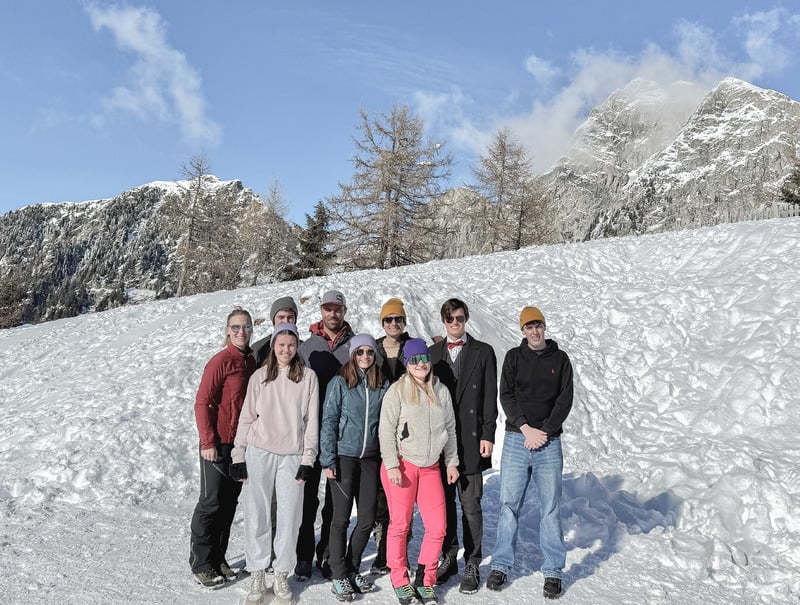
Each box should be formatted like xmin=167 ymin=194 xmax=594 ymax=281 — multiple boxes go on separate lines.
xmin=543 ymin=577 xmax=562 ymax=599
xmin=435 ymin=553 xmax=457 ymax=585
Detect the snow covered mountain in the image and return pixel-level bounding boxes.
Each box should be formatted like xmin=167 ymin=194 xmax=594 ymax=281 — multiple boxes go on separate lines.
xmin=2 ymin=78 xmax=799 ymax=327
xmin=542 ymin=78 xmax=800 ymax=241
xmin=0 ymin=177 xmax=293 ymax=325
xmin=1 ymin=217 xmax=798 ymax=604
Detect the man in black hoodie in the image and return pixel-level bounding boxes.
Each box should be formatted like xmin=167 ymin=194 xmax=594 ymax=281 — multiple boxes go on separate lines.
xmin=486 ymin=306 xmax=573 ymax=601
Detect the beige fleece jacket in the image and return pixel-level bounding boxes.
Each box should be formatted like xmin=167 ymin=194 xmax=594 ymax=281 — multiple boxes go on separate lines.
xmin=379 ymin=373 xmax=459 ymax=470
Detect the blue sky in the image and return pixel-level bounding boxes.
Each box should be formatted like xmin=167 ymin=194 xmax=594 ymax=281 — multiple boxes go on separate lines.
xmin=2 ymin=2 xmax=799 ymax=222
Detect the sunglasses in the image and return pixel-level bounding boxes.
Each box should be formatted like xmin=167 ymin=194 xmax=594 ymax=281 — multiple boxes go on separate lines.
xmin=408 ymin=354 xmax=430 ymax=365
xmin=383 ymin=316 xmax=406 ymax=325
xmin=445 ymin=315 xmax=466 ymax=324
xmin=229 ymin=324 xmax=253 ymax=333
xmin=356 ymin=348 xmax=376 ymax=357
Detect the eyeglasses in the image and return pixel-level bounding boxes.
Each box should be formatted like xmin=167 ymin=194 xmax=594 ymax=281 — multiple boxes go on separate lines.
xmin=408 ymin=354 xmax=430 ymax=365
xmin=445 ymin=315 xmax=466 ymax=324
xmin=356 ymin=349 xmax=376 ymax=357
xmin=383 ymin=316 xmax=405 ymax=325
xmin=229 ymin=324 xmax=253 ymax=333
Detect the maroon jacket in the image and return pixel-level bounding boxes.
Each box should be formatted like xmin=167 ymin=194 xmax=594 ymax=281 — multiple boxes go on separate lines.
xmin=194 ymin=342 xmax=257 ymax=449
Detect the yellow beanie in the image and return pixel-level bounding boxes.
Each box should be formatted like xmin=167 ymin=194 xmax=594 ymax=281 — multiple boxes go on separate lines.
xmin=380 ymin=297 xmax=406 ymax=321
xmin=519 ymin=306 xmax=546 ymax=329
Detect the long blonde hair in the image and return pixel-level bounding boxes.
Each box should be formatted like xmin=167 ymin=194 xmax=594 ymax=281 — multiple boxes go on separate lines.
xmin=224 ymin=306 xmax=252 ymax=346
xmin=396 ymin=369 xmax=439 ymax=406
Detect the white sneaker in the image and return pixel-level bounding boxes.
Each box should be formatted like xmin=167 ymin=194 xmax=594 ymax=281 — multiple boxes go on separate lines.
xmin=246 ymin=569 xmax=268 ymax=604
xmin=274 ymin=571 xmax=292 ymax=601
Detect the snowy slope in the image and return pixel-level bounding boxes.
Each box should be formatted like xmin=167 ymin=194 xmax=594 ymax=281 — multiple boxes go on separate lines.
xmin=1 ymin=218 xmax=798 ymax=605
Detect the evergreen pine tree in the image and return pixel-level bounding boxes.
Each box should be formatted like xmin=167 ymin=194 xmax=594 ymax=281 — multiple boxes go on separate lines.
xmin=329 ymin=105 xmax=451 ymax=269
xmin=289 ymin=201 xmax=333 ymax=278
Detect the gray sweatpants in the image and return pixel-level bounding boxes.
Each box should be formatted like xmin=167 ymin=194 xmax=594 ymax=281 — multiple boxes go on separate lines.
xmin=243 ymin=445 xmax=304 ymax=573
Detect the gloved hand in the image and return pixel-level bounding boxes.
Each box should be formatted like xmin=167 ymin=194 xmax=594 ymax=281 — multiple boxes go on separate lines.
xmin=294 ymin=464 xmax=314 ymax=482
xmin=229 ymin=462 xmax=248 ymax=481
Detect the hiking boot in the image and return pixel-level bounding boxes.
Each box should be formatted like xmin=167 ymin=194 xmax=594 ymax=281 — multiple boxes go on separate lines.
xmin=245 ymin=570 xmax=268 ymax=605
xmin=331 ymin=577 xmax=355 ymax=602
xmin=459 ymin=562 xmax=480 ymax=594
xmin=486 ymin=569 xmax=507 ymax=591
xmin=543 ymin=577 xmax=562 ymax=599
xmin=317 ymin=558 xmax=333 ymax=580
xmin=435 ymin=553 xmax=457 ymax=585
xmin=294 ymin=560 xmax=312 ymax=581
xmin=416 ymin=584 xmax=438 ymax=604
xmin=218 ymin=560 xmax=240 ymax=581
xmin=274 ymin=571 xmax=292 ymax=601
xmin=349 ymin=572 xmax=374 ymax=593
xmin=194 ymin=568 xmax=224 ymax=588
xmin=394 ymin=583 xmax=418 ymax=605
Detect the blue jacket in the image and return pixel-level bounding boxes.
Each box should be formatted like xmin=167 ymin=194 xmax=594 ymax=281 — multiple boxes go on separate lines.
xmin=320 ymin=374 xmax=389 ymax=469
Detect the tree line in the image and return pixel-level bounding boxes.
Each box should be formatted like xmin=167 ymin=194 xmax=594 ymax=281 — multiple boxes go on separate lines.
xmin=167 ymin=103 xmax=555 ymax=300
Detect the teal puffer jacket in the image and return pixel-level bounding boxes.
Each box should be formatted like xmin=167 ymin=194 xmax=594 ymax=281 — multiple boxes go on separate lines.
xmin=320 ymin=374 xmax=389 ymax=469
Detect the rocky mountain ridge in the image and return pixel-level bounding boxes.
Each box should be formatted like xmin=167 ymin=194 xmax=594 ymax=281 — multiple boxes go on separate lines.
xmin=2 ymin=77 xmax=799 ymax=326
xmin=543 ymin=77 xmax=800 ymax=241
xmin=0 ymin=177 xmax=292 ymax=326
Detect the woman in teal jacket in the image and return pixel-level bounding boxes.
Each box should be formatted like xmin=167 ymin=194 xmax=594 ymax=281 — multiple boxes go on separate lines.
xmin=321 ymin=333 xmax=389 ymax=601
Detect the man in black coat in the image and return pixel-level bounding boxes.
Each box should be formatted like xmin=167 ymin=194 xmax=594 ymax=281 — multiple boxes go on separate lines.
xmin=429 ymin=298 xmax=497 ymax=594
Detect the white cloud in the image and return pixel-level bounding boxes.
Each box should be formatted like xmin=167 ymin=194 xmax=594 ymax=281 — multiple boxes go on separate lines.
xmin=734 ymin=7 xmax=799 ymax=77
xmin=85 ymin=4 xmax=221 ymax=146
xmin=524 ymin=54 xmax=560 ymax=87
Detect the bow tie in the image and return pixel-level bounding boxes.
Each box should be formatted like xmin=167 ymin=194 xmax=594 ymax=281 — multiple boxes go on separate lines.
xmin=447 ymin=340 xmax=464 ymax=349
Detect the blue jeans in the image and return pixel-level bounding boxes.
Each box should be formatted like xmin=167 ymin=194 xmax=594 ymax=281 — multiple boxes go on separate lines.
xmin=491 ymin=432 xmax=565 ymax=579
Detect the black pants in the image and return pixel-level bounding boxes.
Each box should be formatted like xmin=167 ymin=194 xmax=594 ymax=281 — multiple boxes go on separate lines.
xmin=441 ymin=470 xmax=484 ymax=566
xmin=296 ymin=459 xmax=334 ymax=563
xmin=373 ymin=479 xmax=390 ymax=564
xmin=328 ymin=455 xmax=380 ymax=579
xmin=189 ymin=444 xmax=242 ymax=573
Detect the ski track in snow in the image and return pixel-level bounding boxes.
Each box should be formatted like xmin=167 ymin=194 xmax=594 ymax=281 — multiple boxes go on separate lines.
xmin=1 ymin=218 xmax=798 ymax=604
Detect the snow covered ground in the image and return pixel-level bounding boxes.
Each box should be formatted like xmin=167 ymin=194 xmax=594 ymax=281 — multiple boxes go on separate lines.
xmin=1 ymin=218 xmax=798 ymax=605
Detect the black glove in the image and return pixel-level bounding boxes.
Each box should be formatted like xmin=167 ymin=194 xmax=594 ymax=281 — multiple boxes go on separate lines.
xmin=294 ymin=464 xmax=314 ymax=482
xmin=229 ymin=462 xmax=248 ymax=481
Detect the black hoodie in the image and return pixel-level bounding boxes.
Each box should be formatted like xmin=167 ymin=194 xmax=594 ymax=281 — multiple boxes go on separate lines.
xmin=499 ymin=338 xmax=573 ymax=437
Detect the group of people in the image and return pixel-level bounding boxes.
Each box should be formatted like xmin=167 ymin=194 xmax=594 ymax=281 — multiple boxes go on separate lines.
xmin=189 ymin=291 xmax=574 ymax=603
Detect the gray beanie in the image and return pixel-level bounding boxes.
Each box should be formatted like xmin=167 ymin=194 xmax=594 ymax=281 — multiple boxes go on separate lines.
xmin=271 ymin=322 xmax=299 ymax=347
xmin=349 ymin=333 xmax=378 ymax=356
xmin=270 ymin=296 xmax=298 ymax=323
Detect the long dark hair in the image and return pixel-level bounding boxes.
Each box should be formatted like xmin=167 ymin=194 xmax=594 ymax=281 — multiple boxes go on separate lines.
xmin=263 ymin=329 xmax=304 ymax=383
xmin=338 ymin=349 xmax=382 ymax=390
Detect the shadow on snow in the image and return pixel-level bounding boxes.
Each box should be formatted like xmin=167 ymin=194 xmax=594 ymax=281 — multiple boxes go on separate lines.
xmin=481 ymin=470 xmax=681 ymax=591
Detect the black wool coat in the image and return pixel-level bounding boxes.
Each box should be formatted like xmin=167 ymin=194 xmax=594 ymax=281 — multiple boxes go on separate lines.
xmin=430 ymin=334 xmax=498 ymax=474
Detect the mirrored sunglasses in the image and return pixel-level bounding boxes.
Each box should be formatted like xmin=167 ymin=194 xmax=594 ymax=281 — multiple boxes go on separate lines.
xmin=408 ymin=354 xmax=430 ymax=365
